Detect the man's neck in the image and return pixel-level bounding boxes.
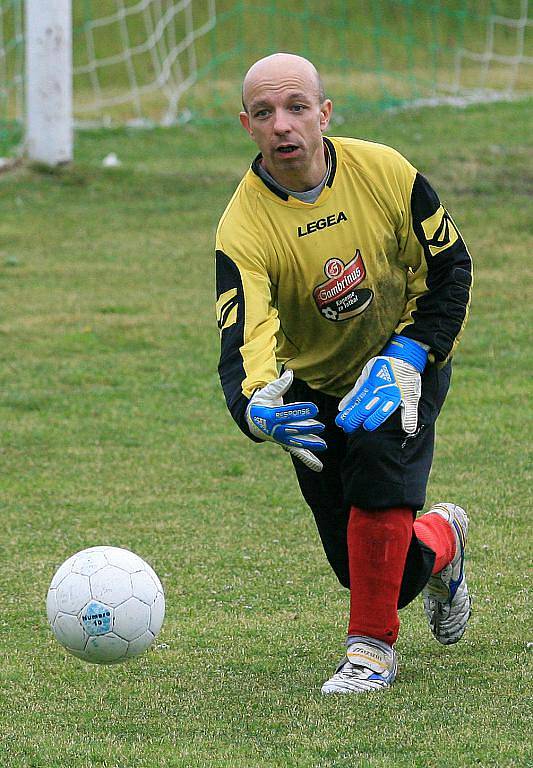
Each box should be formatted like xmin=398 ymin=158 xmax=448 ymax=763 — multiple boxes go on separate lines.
xmin=261 ymin=142 xmax=328 ymax=192
xmin=257 ymin=145 xmax=331 ymax=203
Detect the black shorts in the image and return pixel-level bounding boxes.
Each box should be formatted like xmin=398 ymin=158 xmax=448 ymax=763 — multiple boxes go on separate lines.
xmin=286 ymin=362 xmax=452 ymax=607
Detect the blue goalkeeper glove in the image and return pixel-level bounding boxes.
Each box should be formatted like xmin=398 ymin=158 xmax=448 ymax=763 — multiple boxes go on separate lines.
xmin=335 ymin=335 xmax=428 ymax=435
xmin=246 ymin=369 xmax=327 ymax=472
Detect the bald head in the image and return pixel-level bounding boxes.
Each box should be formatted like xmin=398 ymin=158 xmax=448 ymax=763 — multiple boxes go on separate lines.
xmin=242 ymin=53 xmax=325 ymax=112
xmin=238 ymin=52 xmax=332 ymax=192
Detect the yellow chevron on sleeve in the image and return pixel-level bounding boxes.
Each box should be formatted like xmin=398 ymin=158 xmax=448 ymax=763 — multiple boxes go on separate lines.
xmin=220 ymin=305 xmax=238 ymax=331
xmin=422 ymin=206 xmax=460 ymax=256
xmin=216 ymin=288 xmax=238 ymax=331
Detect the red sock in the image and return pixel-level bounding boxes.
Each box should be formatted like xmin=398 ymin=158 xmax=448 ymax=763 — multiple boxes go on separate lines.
xmin=347 ymin=506 xmax=413 ymax=645
xmin=413 ymin=513 xmax=456 ymax=574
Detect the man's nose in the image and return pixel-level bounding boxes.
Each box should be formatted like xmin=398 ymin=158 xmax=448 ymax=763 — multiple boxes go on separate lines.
xmin=272 ymin=108 xmax=291 ymax=134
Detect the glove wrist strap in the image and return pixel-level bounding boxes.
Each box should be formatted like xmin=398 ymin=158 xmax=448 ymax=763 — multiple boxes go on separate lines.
xmin=381 ymin=334 xmax=428 ymax=373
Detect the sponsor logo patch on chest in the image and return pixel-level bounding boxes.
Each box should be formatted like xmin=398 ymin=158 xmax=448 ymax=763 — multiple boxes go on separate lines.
xmin=297 ymin=210 xmax=347 ymax=238
xmin=313 ymin=250 xmax=374 ymax=322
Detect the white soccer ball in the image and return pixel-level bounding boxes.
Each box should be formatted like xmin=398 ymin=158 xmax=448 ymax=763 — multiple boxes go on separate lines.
xmin=46 ymin=546 xmax=165 ymax=664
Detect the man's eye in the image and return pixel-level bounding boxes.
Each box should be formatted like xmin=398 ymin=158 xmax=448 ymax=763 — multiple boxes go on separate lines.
xmin=291 ymin=104 xmax=306 ymax=112
xmin=255 ymin=109 xmax=270 ymax=118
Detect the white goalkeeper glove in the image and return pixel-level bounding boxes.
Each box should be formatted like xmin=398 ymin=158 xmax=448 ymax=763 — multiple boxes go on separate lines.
xmin=246 ymin=369 xmax=327 ymax=472
xmin=335 ymin=335 xmax=428 ymax=435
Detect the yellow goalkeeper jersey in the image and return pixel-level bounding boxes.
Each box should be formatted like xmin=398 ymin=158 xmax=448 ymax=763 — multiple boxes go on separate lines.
xmin=215 ymin=136 xmax=472 ymax=434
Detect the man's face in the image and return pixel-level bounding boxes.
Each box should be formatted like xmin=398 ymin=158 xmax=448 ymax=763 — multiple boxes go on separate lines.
xmin=240 ymin=60 xmax=332 ymax=189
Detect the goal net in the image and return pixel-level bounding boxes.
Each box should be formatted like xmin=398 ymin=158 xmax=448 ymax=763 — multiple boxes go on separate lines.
xmin=1 ymin=0 xmax=532 ymax=153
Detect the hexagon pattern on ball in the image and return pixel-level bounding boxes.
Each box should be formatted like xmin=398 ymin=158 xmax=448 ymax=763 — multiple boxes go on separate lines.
xmin=46 ymin=546 xmax=165 ymax=664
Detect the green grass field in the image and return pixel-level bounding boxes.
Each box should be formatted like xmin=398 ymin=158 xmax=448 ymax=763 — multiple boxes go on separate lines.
xmin=0 ymin=98 xmax=532 ymax=767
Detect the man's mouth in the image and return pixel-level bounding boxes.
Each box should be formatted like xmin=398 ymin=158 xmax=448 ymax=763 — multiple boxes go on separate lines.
xmin=276 ymin=144 xmax=299 ymax=155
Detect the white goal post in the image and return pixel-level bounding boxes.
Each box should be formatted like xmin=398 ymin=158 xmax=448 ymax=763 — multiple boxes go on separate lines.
xmin=22 ymin=0 xmax=218 ymax=165
xmin=25 ymin=0 xmax=72 ymax=165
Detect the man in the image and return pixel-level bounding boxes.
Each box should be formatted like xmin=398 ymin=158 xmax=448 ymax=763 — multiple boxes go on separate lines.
xmin=215 ymin=53 xmax=472 ymax=694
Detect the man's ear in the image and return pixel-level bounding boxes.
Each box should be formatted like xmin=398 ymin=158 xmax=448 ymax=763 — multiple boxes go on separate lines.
xmin=319 ymin=99 xmax=333 ymax=133
xmin=240 ymin=110 xmax=253 ymax=137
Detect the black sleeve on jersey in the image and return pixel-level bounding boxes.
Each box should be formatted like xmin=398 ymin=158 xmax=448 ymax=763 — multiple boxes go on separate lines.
xmin=403 ymin=173 xmax=472 ymax=362
xmin=216 ymin=249 xmax=262 ymax=441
